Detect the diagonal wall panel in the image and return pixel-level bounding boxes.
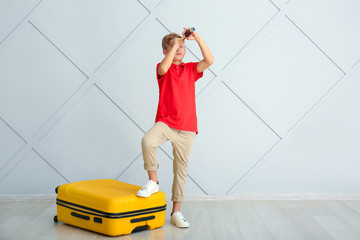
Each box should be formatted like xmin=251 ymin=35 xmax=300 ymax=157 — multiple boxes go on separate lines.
xmin=0 ymin=118 xmax=26 ymax=169
xmin=270 ymin=0 xmax=289 ymax=7
xmin=0 ymin=0 xmax=41 ymax=43
xmin=138 ymin=0 xmax=162 ymax=10
xmin=224 ymin=17 xmax=344 ymax=136
xmin=0 ymin=23 xmax=87 ymax=138
xmin=287 ymin=0 xmax=360 ymax=70
xmin=229 ymin=67 xmax=360 ymax=194
xmin=36 ymin=86 xmax=144 ymax=182
xmin=189 ymin=82 xmax=280 ymax=194
xmin=0 ymin=150 xmax=67 ymax=194
xmin=30 ymin=0 xmax=150 ymax=71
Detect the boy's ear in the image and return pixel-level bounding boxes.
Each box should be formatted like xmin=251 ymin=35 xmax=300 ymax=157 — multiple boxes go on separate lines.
xmin=163 ymin=49 xmax=167 ymax=56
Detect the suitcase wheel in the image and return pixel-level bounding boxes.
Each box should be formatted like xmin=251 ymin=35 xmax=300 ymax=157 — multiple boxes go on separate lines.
xmin=54 ymin=215 xmax=58 ymax=223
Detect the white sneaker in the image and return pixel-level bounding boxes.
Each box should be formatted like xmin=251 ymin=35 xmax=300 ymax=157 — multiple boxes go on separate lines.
xmin=136 ymin=180 xmax=159 ymax=197
xmin=170 ymin=211 xmax=190 ymax=228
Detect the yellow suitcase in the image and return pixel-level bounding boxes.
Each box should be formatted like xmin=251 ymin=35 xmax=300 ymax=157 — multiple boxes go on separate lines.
xmin=54 ymin=179 xmax=166 ymax=236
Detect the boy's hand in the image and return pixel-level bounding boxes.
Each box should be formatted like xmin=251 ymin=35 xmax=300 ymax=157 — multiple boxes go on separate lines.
xmin=182 ymin=27 xmax=199 ymax=41
xmin=171 ymin=37 xmax=180 ymax=50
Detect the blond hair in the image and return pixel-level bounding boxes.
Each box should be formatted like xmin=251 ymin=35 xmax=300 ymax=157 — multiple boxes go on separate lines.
xmin=162 ymin=33 xmax=182 ymax=50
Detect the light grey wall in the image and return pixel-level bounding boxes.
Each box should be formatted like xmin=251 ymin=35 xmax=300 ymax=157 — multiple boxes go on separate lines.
xmin=0 ymin=0 xmax=359 ymax=195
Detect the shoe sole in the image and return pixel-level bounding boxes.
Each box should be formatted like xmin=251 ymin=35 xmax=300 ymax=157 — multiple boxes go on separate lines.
xmin=136 ymin=189 xmax=159 ymax=198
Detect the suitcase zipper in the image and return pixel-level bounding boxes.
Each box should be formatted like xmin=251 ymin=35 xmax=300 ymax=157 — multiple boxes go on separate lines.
xmin=56 ymin=198 xmax=166 ymax=219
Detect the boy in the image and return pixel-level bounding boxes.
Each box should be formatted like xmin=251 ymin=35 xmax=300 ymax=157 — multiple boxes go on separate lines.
xmin=136 ymin=28 xmax=214 ymax=228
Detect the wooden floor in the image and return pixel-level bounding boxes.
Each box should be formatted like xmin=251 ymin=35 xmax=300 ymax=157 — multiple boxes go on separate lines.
xmin=1 ymin=199 xmax=360 ymax=240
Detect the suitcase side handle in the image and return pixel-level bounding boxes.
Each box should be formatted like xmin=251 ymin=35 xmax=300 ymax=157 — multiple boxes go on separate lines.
xmin=71 ymin=212 xmax=90 ymax=221
xmin=130 ymin=215 xmax=155 ymax=223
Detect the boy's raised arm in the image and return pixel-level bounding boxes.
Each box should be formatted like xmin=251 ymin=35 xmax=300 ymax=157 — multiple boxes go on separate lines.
xmin=184 ymin=29 xmax=214 ymax=73
xmin=158 ymin=38 xmax=179 ymax=76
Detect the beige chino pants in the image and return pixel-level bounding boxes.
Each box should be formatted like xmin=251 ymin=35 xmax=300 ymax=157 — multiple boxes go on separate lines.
xmin=141 ymin=121 xmax=196 ymax=202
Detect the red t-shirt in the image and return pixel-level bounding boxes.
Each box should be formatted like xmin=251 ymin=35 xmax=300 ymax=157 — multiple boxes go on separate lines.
xmin=155 ymin=62 xmax=203 ymax=134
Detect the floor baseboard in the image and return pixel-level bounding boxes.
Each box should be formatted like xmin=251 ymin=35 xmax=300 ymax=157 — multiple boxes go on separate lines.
xmin=0 ymin=194 xmax=56 ymax=201
xmin=182 ymin=193 xmax=360 ymax=201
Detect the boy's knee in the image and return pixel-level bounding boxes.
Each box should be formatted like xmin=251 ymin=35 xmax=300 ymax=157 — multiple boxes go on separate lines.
xmin=141 ymin=135 xmax=156 ymax=150
xmin=174 ymin=169 xmax=188 ymax=180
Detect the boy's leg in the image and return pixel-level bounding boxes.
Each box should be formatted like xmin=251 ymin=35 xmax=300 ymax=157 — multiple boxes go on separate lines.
xmin=172 ymin=202 xmax=181 ymax=213
xmin=171 ymin=130 xmax=196 ymax=206
xmin=147 ymin=170 xmax=158 ymax=183
xmin=141 ymin=122 xmax=171 ymax=173
xmin=170 ymin=130 xmax=195 ymax=228
xmin=137 ymin=122 xmax=173 ymax=198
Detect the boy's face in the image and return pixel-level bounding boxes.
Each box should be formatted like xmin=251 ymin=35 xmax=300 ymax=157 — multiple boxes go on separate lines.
xmin=164 ymin=39 xmax=186 ymax=62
